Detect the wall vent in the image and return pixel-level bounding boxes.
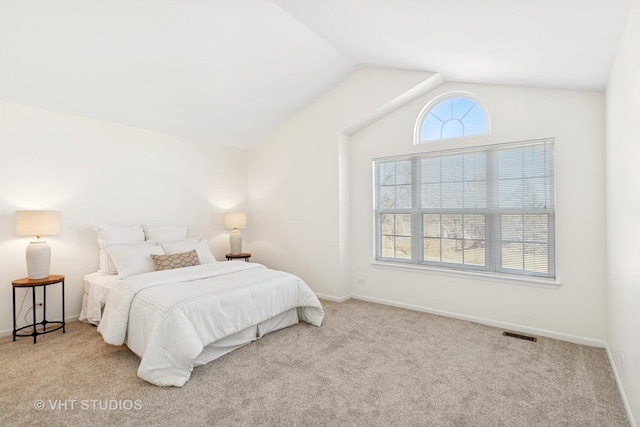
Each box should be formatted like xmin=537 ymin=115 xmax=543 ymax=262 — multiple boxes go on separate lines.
xmin=503 ymin=331 xmax=537 ymax=342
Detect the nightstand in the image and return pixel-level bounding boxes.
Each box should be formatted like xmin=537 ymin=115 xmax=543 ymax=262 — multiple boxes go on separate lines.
xmin=12 ymin=274 xmax=65 ymax=343
xmin=225 ymin=253 xmax=251 ymax=262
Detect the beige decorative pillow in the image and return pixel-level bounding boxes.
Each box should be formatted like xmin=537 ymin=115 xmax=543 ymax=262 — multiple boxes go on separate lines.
xmin=150 ymin=250 xmax=200 ymax=271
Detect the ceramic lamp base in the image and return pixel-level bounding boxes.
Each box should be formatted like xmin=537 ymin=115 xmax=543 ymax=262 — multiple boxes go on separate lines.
xmin=229 ymin=229 xmax=243 ymax=255
xmin=26 ymin=240 xmax=51 ymax=279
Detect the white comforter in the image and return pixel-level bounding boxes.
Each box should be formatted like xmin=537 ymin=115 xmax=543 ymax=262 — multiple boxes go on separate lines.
xmin=97 ymin=262 xmax=324 ymax=387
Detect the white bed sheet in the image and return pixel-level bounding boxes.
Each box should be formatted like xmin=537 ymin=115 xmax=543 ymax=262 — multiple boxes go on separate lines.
xmin=79 ymin=272 xmax=121 ymax=325
xmin=98 ymin=262 xmax=324 ymax=387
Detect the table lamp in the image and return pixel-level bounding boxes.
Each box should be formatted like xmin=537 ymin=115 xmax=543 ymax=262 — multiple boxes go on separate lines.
xmin=224 ymin=212 xmax=247 ymax=255
xmin=15 ymin=210 xmax=61 ymax=279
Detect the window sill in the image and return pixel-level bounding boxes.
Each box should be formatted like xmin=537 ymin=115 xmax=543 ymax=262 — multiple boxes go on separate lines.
xmin=371 ymin=260 xmax=561 ymax=289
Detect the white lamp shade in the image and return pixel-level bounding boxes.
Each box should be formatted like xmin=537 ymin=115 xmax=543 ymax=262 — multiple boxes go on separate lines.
xmin=224 ymin=212 xmax=247 ymax=230
xmin=15 ymin=210 xmax=61 ymax=237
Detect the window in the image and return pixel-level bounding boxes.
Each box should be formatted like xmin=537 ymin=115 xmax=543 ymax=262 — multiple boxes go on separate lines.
xmin=375 ymin=138 xmax=555 ymax=280
xmin=415 ymin=93 xmax=489 ymax=143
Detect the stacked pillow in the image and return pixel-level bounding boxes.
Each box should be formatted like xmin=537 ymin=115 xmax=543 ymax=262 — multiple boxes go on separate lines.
xmin=143 ymin=225 xmax=190 ymax=243
xmin=161 ymin=238 xmax=216 ymax=264
xmin=97 ymin=224 xmax=146 ymax=275
xmin=96 ymin=224 xmax=217 ymax=279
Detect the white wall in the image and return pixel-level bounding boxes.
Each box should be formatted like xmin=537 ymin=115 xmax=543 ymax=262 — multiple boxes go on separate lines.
xmin=247 ymin=68 xmax=438 ymax=297
xmin=249 ymin=67 xmax=608 ymax=344
xmin=606 ymin=0 xmax=640 ymax=423
xmin=349 ymin=83 xmax=607 ymax=342
xmin=0 ymin=101 xmax=247 ymax=336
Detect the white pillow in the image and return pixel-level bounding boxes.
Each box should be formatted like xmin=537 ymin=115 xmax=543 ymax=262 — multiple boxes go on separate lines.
xmin=98 ymin=240 xmax=156 ymax=275
xmin=107 ymin=244 xmax=165 ymax=279
xmin=96 ymin=225 xmax=146 ymax=273
xmin=143 ymin=225 xmax=189 ymax=243
xmin=97 ymin=224 xmax=145 ymax=243
xmin=162 ymin=239 xmax=216 ymax=264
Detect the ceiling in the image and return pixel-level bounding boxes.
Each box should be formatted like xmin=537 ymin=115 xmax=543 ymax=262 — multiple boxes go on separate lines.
xmin=0 ymin=0 xmax=632 ymax=148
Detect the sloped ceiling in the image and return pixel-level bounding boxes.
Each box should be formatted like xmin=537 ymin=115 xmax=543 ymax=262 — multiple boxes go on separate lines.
xmin=0 ymin=0 xmax=632 ymax=148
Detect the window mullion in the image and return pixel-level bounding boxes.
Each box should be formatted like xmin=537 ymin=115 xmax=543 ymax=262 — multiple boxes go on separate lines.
xmin=548 ymin=214 xmax=556 ymax=276
xmin=412 ymin=157 xmax=421 ymax=264
xmin=486 ymin=149 xmax=499 ymax=273
xmin=374 ymin=162 xmax=382 ymax=260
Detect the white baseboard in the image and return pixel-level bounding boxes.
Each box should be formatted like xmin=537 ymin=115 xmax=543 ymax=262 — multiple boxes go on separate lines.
xmin=605 ymin=344 xmax=637 ymax=427
xmin=350 ymin=293 xmax=607 ymax=347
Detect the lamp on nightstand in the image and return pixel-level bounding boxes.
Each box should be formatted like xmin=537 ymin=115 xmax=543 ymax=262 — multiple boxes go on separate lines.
xmin=15 ymin=210 xmax=61 ymax=279
xmin=224 ymin=212 xmax=247 ymax=255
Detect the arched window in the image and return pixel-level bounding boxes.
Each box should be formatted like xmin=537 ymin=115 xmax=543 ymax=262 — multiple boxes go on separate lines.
xmin=415 ymin=93 xmax=490 ymax=143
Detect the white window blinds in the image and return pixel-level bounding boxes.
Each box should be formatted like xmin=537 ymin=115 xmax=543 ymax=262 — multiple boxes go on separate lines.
xmin=375 ymin=138 xmax=555 ymax=279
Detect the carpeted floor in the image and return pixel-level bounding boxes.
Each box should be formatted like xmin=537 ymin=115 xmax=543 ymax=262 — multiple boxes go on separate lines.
xmin=0 ymin=299 xmax=630 ymax=426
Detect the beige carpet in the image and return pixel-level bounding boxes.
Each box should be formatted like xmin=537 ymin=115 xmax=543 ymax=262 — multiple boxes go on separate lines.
xmin=0 ymin=299 xmax=629 ymax=426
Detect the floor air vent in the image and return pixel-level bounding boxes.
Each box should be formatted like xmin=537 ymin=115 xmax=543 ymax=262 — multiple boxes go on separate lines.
xmin=503 ymin=331 xmax=537 ymax=342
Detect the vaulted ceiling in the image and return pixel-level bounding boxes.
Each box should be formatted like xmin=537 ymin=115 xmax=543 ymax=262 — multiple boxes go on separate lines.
xmin=0 ymin=0 xmax=632 ymax=148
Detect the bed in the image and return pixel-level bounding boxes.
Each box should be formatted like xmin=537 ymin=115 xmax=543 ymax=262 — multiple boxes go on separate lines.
xmin=85 ymin=224 xmax=325 ymax=387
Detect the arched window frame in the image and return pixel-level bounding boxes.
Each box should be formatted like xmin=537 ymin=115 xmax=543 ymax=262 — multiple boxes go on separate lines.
xmin=414 ymin=92 xmax=491 ymax=144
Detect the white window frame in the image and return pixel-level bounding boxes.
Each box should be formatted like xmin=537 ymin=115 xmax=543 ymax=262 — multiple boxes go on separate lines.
xmin=374 ymin=138 xmax=556 ymax=284
xmin=414 ymin=92 xmax=491 ymax=144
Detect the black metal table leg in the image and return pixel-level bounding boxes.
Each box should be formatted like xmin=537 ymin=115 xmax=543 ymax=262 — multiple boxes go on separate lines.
xmin=12 ymin=286 xmax=16 ymax=342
